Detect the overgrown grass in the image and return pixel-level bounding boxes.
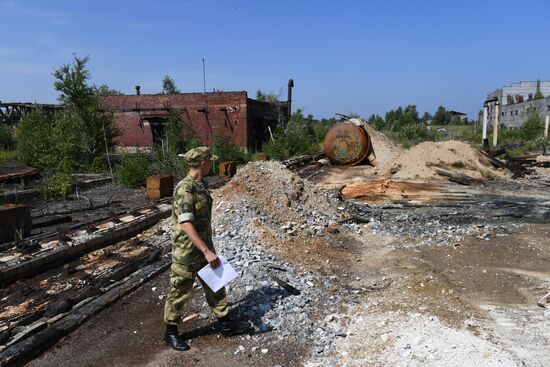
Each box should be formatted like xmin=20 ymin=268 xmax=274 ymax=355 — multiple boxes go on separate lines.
xmin=0 ymin=150 xmax=17 ymax=165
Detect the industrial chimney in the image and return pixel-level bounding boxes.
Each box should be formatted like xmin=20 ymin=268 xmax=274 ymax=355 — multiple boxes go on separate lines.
xmin=287 ymin=79 xmax=294 ymax=122
xmin=135 ymin=85 xmax=141 ymax=95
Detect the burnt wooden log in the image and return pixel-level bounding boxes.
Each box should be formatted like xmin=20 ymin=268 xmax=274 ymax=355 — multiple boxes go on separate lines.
xmin=435 ymin=169 xmax=478 ymax=185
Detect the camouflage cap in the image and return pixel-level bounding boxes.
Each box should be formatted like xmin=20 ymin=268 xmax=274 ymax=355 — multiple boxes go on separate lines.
xmin=178 ymin=146 xmax=218 ymax=165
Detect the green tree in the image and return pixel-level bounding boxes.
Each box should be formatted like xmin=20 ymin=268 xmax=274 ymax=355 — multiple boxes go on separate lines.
xmin=18 ymin=56 xmax=119 ymax=171
xmin=95 ymin=84 xmax=123 ymax=97
xmin=534 ymin=84 xmax=544 ymax=99
xmin=368 ymin=114 xmax=385 ymax=130
xmin=432 ymin=106 xmax=451 ymax=125
xmin=421 ymin=112 xmax=432 ymax=123
xmin=520 ymin=107 xmax=543 ymax=140
xmin=162 ymin=75 xmax=180 ymax=94
xmin=53 ymin=55 xmax=95 ymax=110
xmin=255 ymin=90 xmax=280 ymax=104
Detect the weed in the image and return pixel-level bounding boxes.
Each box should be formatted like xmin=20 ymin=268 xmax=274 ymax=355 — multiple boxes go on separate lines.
xmin=36 ymin=172 xmax=73 ymax=199
xmin=0 ymin=124 xmax=15 ymax=150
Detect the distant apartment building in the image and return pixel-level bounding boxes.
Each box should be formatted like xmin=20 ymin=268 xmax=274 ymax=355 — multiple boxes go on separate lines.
xmin=485 ymin=80 xmax=550 ymax=128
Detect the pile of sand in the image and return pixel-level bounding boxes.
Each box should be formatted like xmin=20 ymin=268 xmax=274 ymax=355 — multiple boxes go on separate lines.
xmin=363 ymin=123 xmax=404 ymax=174
xmin=390 ymin=140 xmax=508 ymax=180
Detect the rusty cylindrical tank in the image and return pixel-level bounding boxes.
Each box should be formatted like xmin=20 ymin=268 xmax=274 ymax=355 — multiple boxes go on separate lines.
xmin=323 ymin=121 xmax=372 ymax=166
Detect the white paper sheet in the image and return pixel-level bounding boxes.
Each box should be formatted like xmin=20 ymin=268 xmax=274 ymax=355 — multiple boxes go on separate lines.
xmin=197 ymin=255 xmax=238 ymax=292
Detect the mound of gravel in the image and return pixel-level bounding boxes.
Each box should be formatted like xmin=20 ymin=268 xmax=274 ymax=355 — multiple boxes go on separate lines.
xmin=215 ymin=161 xmax=344 ymax=236
xmin=208 ymin=161 xmax=358 ymax=356
xmin=390 ymin=140 xmax=508 ymax=180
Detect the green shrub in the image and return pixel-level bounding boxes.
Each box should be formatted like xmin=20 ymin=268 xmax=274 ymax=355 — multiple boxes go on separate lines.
xmin=36 ymin=172 xmax=73 ymax=199
xmin=212 ymin=134 xmax=249 ymax=164
xmin=520 ymin=108 xmax=543 ymax=140
xmin=0 ymin=125 xmax=15 ymax=150
xmin=88 ymin=156 xmax=108 ymax=173
xmin=16 ymin=56 xmax=119 ymax=173
xmin=262 ymin=121 xmax=318 ymax=160
xmin=152 ymin=148 xmax=188 ymax=181
xmin=395 ymin=123 xmax=436 ymax=147
xmin=116 ymin=154 xmax=151 ymax=187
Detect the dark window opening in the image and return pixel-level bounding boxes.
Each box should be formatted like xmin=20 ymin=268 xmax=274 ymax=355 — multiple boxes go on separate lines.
xmin=147 ymin=117 xmax=168 ymax=147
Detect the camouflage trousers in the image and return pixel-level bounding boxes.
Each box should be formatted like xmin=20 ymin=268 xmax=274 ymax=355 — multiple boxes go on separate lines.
xmin=164 ymin=266 xmax=228 ymax=325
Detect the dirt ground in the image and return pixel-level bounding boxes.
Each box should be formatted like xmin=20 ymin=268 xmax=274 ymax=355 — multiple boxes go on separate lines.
xmin=24 ymin=162 xmax=550 ymax=366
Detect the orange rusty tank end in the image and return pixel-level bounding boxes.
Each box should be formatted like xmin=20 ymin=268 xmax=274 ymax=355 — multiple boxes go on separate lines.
xmin=323 ymin=123 xmax=371 ymax=165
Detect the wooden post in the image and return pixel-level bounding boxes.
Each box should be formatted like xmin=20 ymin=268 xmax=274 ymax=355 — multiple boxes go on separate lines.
xmin=492 ymin=101 xmax=500 ymax=147
xmin=545 ymin=115 xmax=549 ymax=138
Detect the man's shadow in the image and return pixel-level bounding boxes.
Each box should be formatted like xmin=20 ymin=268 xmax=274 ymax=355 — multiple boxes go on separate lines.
xmin=180 ymin=284 xmax=293 ymax=341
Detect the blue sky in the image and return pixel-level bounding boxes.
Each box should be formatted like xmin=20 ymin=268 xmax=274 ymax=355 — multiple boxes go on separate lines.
xmin=1 ymin=0 xmax=549 ymax=119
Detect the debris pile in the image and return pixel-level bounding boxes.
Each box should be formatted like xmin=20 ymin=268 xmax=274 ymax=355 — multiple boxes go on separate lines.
xmin=209 ymin=161 xmax=362 ymax=356
xmin=390 ymin=140 xmax=509 ymax=181
xmin=215 ymin=161 xmax=345 ymax=237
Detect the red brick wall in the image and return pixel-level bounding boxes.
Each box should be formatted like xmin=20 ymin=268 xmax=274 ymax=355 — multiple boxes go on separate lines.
xmin=100 ymin=92 xmax=249 ymax=149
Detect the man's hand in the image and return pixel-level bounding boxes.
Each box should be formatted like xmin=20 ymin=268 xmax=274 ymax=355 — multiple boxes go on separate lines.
xmin=204 ymin=249 xmax=220 ymax=269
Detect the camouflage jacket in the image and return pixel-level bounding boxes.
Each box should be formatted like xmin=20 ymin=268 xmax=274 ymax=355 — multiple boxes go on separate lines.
xmin=171 ymin=175 xmax=214 ymax=273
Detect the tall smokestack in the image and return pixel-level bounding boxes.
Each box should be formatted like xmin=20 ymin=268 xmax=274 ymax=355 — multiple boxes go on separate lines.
xmin=287 ymin=79 xmax=294 ymax=122
xmin=135 ymin=85 xmax=141 ymax=95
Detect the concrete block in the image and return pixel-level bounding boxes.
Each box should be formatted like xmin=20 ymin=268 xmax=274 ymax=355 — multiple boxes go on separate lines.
xmin=0 ymin=204 xmax=31 ymax=243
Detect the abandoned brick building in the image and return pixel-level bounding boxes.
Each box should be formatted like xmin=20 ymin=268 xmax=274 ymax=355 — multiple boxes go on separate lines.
xmin=99 ymin=80 xmax=293 ymax=152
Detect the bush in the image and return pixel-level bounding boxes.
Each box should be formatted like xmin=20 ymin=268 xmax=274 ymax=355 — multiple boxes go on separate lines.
xmin=88 ymin=156 xmax=108 ymax=173
xmin=394 ymin=123 xmax=436 ymax=147
xmin=116 ymin=154 xmax=151 ymax=187
xmin=36 ymin=172 xmax=73 ymax=199
xmin=0 ymin=125 xmax=15 ymax=150
xmin=16 ymin=109 xmax=57 ymax=168
xmin=262 ymin=121 xmax=318 ymax=160
xmin=520 ymin=108 xmax=543 ymax=141
xmin=212 ymin=134 xmax=249 ymax=164
xmin=150 ymin=113 xmax=200 ymax=180
xmin=151 ymin=148 xmax=188 ymax=181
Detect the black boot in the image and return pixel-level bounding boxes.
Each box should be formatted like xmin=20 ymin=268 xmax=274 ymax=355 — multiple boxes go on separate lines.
xmin=164 ymin=324 xmax=190 ymax=351
xmin=218 ymin=314 xmax=252 ymax=337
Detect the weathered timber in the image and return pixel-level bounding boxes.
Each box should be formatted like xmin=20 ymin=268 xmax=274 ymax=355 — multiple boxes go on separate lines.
xmin=434 ymin=169 xmax=479 ymax=185
xmin=0 ymin=255 xmax=171 ymax=367
xmin=0 ymin=207 xmax=170 ymax=285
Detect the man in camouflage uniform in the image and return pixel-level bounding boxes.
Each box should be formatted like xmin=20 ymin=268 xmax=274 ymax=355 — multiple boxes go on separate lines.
xmin=164 ymin=146 xmax=248 ymax=351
